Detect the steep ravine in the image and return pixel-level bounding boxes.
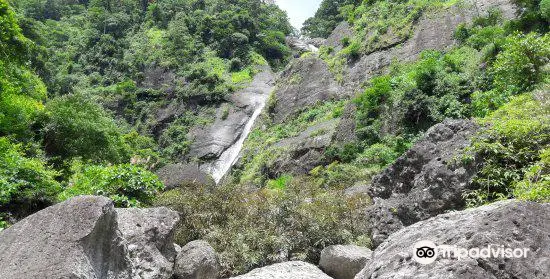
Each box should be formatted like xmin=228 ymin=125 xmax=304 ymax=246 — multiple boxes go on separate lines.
xmin=196 ymin=67 xmax=275 ymax=183
xmin=195 ymin=39 xmax=320 ymax=183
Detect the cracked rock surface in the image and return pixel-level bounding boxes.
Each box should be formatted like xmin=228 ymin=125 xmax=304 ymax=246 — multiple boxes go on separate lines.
xmin=0 ymin=196 xmax=180 ymax=279
xmin=355 ymin=200 xmax=550 ymax=279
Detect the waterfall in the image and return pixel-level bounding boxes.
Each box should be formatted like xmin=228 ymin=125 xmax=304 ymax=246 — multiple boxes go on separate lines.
xmin=209 ymin=94 xmax=268 ymax=183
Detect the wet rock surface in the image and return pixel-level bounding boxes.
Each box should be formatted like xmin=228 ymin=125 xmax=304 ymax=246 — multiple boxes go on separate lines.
xmin=356 ymin=200 xmax=550 ymax=279
xmin=188 ymin=67 xmax=274 ymax=162
xmin=366 ymin=119 xmax=480 ymax=246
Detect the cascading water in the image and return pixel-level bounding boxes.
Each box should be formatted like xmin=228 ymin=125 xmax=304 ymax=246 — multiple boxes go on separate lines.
xmin=209 ymin=95 xmax=268 ymax=183
xmin=205 ymin=44 xmax=318 ymax=184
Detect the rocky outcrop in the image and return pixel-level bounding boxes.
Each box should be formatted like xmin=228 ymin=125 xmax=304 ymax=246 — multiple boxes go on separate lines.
xmin=269 ymin=119 xmax=339 ymax=176
xmin=0 ymin=196 xmax=180 ymax=279
xmin=286 ymin=37 xmax=320 ymax=55
xmin=325 ymin=21 xmax=354 ymax=51
xmin=116 ymin=207 xmax=180 ymax=279
xmin=156 ymin=163 xmax=215 ymax=189
xmin=174 ymin=240 xmax=220 ymax=279
xmin=271 ymin=57 xmax=343 ymax=124
xmin=343 ymin=0 xmax=517 ymax=91
xmin=319 ymin=245 xmax=373 ymax=279
xmin=366 ymin=119 xmax=480 ymax=246
xmin=230 ymin=261 xmax=332 ymax=279
xmin=188 ymin=67 xmax=274 ymax=161
xmin=355 ymin=200 xmax=550 ymax=279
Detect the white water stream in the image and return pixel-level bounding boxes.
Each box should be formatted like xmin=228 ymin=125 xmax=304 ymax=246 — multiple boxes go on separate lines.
xmin=209 ymin=95 xmax=268 ymax=183
xmin=205 ymin=41 xmax=318 ymax=184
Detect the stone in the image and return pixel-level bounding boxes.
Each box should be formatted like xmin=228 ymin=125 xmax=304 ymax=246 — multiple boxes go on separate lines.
xmin=355 ymin=200 xmax=550 ymax=279
xmin=230 ymin=261 xmax=333 ymax=279
xmin=116 ymin=207 xmax=180 ymax=279
xmin=366 ymin=119 xmax=480 ymax=247
xmin=174 ymin=240 xmax=221 ymax=279
xmin=271 ymin=57 xmax=343 ymax=124
xmin=319 ymin=245 xmax=373 ymax=279
xmin=325 ymin=21 xmax=354 ymax=51
xmin=0 ymin=196 xmax=180 ymax=279
xmin=269 ymin=119 xmax=339 ymax=175
xmin=343 ymin=0 xmax=517 ymax=92
xmin=156 ymin=163 xmax=214 ymax=189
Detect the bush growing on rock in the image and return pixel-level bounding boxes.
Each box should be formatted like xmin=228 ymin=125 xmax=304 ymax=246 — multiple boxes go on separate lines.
xmin=155 ymin=177 xmax=371 ymax=277
xmin=0 ymin=137 xmax=61 ymax=222
xmin=465 ymin=91 xmax=550 ymax=206
xmin=59 ymin=162 xmax=164 ymax=207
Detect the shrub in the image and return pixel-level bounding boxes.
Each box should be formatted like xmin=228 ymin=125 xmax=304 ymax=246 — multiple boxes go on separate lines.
xmin=40 ymin=93 xmax=131 ymax=164
xmin=0 ymin=137 xmax=61 ymax=220
xmin=491 ymin=32 xmax=549 ymax=96
xmin=355 ymin=76 xmax=392 ymax=142
xmin=513 ymin=148 xmax=550 ymax=202
xmin=155 ymin=177 xmax=371 ymax=277
xmin=465 ymin=92 xmax=550 ymax=206
xmin=59 ymin=162 xmax=164 ymax=207
xmin=542 ymin=0 xmax=550 ymax=21
xmin=342 ymin=40 xmax=361 ymax=60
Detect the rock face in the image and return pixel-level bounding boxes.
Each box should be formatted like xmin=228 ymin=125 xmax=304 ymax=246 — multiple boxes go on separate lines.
xmin=116 ymin=207 xmax=180 ymax=279
xmin=0 ymin=196 xmax=180 ymax=279
xmin=355 ymin=200 xmax=550 ymax=279
xmin=188 ymin=67 xmax=274 ymax=161
xmin=231 ymin=261 xmax=333 ymax=279
xmin=343 ymin=0 xmax=517 ymax=91
xmin=270 ymin=119 xmax=339 ymax=176
xmin=325 ymin=21 xmax=354 ymax=51
xmin=366 ymin=119 xmax=480 ymax=246
xmin=174 ymin=240 xmax=220 ymax=279
xmin=319 ymin=245 xmax=373 ymax=279
xmin=271 ymin=57 xmax=343 ymax=124
xmin=156 ymin=163 xmax=215 ymax=189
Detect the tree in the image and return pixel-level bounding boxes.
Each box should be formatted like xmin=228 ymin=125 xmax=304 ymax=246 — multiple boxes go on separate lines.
xmin=40 ymin=93 xmax=130 ymax=164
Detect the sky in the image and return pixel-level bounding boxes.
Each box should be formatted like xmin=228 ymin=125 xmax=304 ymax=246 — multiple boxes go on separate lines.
xmin=274 ymin=0 xmax=323 ymax=30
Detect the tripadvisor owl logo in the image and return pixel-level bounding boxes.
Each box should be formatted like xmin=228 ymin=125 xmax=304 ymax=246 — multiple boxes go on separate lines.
xmin=413 ymin=240 xmax=438 ymax=264
xmin=412 ymin=240 xmax=531 ymax=265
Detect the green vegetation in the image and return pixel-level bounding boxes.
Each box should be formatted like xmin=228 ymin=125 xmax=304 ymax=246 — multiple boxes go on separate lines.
xmin=235 ymin=100 xmax=346 ymax=186
xmin=0 ymin=137 xmax=60 ymax=222
xmin=464 ymin=90 xmax=550 ymax=206
xmin=1 ymin=0 xmax=549 ymax=275
xmin=0 ymin=0 xmax=292 ymax=227
xmin=155 ymin=178 xmax=371 ymax=276
xmin=59 ymin=161 xmax=164 ymax=207
xmin=302 ymin=0 xmax=358 ymax=38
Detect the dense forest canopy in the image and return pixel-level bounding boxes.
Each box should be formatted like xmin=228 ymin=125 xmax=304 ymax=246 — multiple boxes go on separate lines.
xmin=1 ymin=0 xmax=292 ymax=221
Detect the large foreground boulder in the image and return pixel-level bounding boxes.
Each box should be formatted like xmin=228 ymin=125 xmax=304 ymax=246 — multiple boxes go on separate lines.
xmin=116 ymin=207 xmax=180 ymax=279
xmin=355 ymin=200 xmax=550 ymax=279
xmin=320 ymin=245 xmax=373 ymax=279
xmin=366 ymin=119 xmax=480 ymax=246
xmin=174 ymin=240 xmax=220 ymax=279
xmin=0 ymin=196 xmax=180 ymax=279
xmin=231 ymin=261 xmax=332 ymax=279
